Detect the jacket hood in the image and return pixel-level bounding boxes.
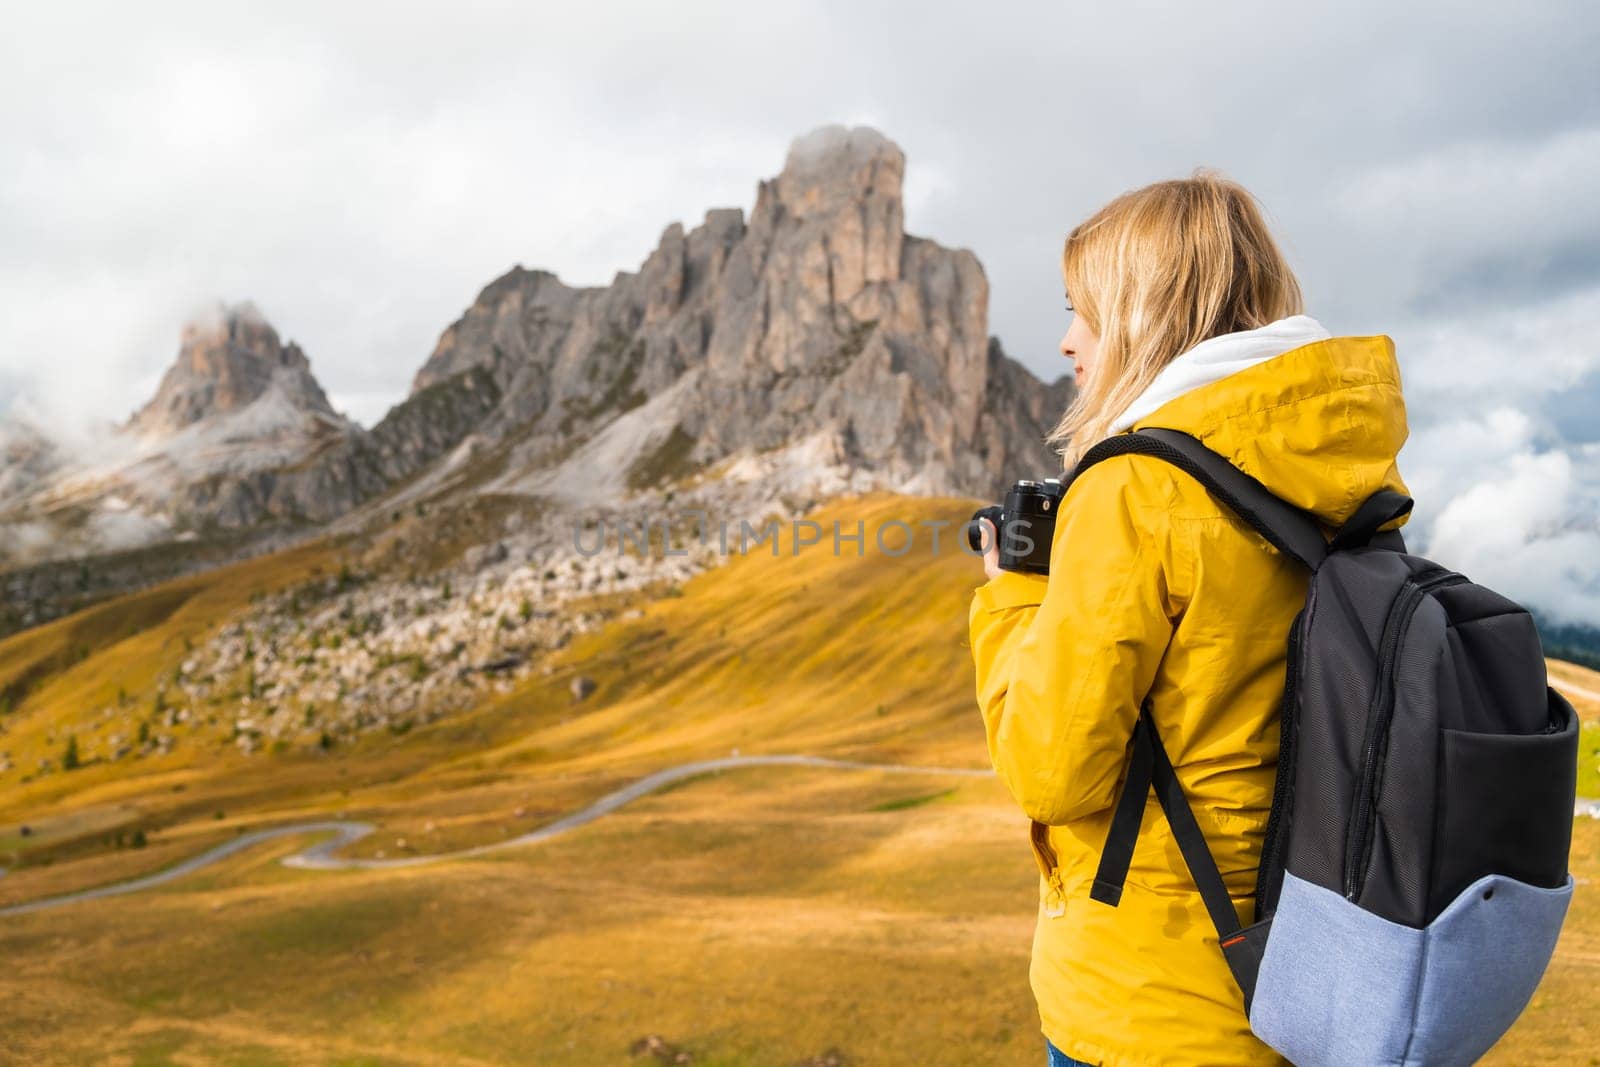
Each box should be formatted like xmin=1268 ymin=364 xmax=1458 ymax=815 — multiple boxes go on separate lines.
xmin=1111 ymin=315 xmax=1333 ymax=433
xmin=1127 ymin=324 xmax=1411 ymax=530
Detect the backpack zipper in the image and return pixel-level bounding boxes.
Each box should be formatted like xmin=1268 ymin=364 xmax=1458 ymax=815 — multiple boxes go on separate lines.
xmin=1254 ymin=605 xmax=1307 ymax=921
xmin=1342 ymin=569 xmax=1468 ymax=901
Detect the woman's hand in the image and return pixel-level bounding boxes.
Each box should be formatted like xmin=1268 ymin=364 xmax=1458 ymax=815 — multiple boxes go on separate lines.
xmin=979 ymin=517 xmax=1003 ymax=581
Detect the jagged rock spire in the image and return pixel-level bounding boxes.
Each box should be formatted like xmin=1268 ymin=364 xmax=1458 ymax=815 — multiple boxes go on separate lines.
xmin=124 ymin=302 xmax=341 ymax=438
xmin=406 ymin=125 xmax=1073 ymax=499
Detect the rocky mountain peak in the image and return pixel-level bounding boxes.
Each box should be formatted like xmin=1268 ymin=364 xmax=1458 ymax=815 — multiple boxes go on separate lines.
xmin=405 ymin=124 xmax=1073 ymax=503
xmin=124 ymin=302 xmax=341 ymax=439
xmin=723 ymin=124 xmax=906 ymax=346
xmin=772 ymin=125 xmax=905 ymax=226
xmin=0 ymin=302 xmax=377 ymax=585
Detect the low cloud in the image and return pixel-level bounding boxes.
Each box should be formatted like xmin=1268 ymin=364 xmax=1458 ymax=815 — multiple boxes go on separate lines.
xmin=328 ymin=389 xmax=406 ymax=430
xmin=1336 ymin=126 xmax=1600 ymax=312
xmin=1420 ymin=443 xmax=1600 ymax=626
xmin=1392 ymin=285 xmax=1600 ymax=404
xmin=1383 ymin=280 xmax=1600 ymax=626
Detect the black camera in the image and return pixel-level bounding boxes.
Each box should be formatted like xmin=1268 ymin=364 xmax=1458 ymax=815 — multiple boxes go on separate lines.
xmin=966 ymin=479 xmax=1066 ymax=575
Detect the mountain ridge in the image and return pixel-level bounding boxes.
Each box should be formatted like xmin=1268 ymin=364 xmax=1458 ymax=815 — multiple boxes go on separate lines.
xmin=0 ymin=125 xmax=1072 ymax=635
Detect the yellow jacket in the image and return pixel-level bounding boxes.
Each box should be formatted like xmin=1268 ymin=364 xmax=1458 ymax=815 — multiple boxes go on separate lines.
xmin=969 ymin=336 xmax=1411 ymax=1066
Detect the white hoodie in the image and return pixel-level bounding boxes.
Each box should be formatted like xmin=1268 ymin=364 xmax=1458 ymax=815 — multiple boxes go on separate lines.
xmin=1108 ymin=314 xmax=1332 ymax=433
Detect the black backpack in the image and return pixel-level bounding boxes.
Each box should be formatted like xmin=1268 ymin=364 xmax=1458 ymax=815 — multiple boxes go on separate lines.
xmin=1069 ymin=428 xmax=1578 ymax=1067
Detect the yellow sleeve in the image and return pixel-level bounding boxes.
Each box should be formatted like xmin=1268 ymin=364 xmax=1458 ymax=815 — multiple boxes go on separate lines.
xmin=968 ymin=456 xmax=1188 ymax=825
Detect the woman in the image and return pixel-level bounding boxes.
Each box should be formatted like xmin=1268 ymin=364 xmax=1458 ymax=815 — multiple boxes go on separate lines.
xmin=970 ymin=173 xmax=1410 ymax=1066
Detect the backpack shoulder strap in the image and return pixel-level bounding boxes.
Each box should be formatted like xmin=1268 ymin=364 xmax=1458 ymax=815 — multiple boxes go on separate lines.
xmin=1090 ymin=703 xmax=1268 ymax=1006
xmin=1069 ymin=428 xmax=1330 ymax=571
xmin=1329 ymin=488 xmax=1413 ymax=552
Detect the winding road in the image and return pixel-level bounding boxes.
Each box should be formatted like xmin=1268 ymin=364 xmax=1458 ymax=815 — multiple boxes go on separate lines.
xmin=0 ymin=754 xmax=995 ymax=918
xmin=2 ymin=753 xmax=1595 ymax=920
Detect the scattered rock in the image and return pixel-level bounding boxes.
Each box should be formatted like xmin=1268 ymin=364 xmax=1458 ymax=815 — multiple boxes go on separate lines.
xmin=629 ymin=1034 xmax=693 ymax=1064
xmin=791 ymin=1050 xmax=848 ymax=1067
xmin=464 ymin=541 xmax=509 ymax=569
xmin=570 ymin=675 xmax=598 ymax=702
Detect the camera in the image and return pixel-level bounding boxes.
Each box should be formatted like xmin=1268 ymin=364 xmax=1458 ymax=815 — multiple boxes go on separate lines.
xmin=966 ymin=478 xmax=1065 ymax=575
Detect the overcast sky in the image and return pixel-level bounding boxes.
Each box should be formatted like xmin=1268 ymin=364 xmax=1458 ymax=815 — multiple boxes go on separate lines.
xmin=4 ymin=2 xmax=1599 ymax=622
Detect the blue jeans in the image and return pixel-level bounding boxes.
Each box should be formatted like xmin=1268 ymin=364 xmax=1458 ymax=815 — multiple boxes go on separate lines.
xmin=1046 ymin=1038 xmax=1094 ymax=1066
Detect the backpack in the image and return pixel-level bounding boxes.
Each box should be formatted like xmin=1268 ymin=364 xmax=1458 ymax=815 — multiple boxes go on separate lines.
xmin=1069 ymin=427 xmax=1579 ymax=1067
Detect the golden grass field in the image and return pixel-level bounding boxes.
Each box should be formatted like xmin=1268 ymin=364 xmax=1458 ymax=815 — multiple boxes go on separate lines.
xmin=0 ymin=494 xmax=1597 ymax=1065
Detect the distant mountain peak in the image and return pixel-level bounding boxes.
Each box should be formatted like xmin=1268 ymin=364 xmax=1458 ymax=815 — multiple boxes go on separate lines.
xmin=0 ymin=303 xmax=376 ymax=584
xmin=123 ymin=302 xmax=341 ymax=439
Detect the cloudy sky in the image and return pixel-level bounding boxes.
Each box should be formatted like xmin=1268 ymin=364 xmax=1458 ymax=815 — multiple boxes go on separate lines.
xmin=4 ymin=2 xmax=1598 ymax=622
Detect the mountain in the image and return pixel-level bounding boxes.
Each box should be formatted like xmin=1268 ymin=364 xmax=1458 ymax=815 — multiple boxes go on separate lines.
xmin=0 ymin=125 xmax=1072 ymax=635
xmin=124 ymin=304 xmax=345 ymax=439
xmin=408 ymin=126 xmax=1072 ymax=503
xmin=0 ymin=305 xmax=359 ymax=562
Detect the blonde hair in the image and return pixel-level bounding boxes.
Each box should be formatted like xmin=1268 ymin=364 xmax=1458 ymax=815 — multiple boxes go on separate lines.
xmin=1050 ymin=170 xmax=1304 ymax=468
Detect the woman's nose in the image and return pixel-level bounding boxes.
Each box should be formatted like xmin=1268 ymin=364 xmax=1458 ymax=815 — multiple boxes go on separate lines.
xmin=1060 ymin=336 xmax=1074 ymax=359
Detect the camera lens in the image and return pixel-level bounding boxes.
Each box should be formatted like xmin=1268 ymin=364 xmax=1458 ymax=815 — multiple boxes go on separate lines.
xmin=966 ymin=505 xmax=1003 ymax=553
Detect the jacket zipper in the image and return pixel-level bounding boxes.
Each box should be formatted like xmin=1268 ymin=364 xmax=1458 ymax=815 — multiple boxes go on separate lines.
xmin=1032 ymin=819 xmax=1067 ymax=916
xmin=1342 ymin=570 xmax=1468 ymax=900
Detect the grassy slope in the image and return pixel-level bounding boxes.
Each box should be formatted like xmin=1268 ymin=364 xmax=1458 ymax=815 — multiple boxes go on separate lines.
xmin=0 ymin=493 xmax=1595 ymax=1064
xmin=1550 ymin=660 xmax=1600 ymax=802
